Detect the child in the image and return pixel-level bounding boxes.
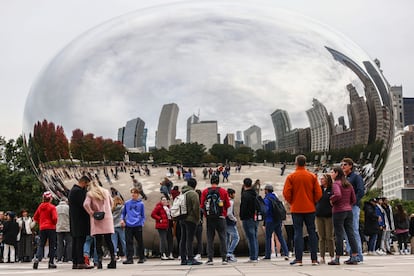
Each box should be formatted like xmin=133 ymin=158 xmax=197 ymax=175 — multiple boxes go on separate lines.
xmin=3 ymin=211 xmax=19 ymax=263
xmin=121 ymin=187 xmax=146 ymax=264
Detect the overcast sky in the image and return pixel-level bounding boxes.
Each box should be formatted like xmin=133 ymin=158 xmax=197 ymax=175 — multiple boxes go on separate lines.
xmin=0 ymin=0 xmax=413 ymax=140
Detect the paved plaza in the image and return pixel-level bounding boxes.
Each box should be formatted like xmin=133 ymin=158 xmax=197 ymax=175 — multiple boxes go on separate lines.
xmin=1 ymin=254 xmax=413 ymax=276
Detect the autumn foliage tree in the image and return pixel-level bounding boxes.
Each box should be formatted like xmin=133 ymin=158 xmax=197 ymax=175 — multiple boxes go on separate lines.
xmin=31 ymin=119 xmax=69 ymax=162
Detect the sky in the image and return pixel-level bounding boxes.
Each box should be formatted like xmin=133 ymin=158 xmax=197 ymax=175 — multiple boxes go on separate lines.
xmin=1 ymin=0 xmax=413 ymax=141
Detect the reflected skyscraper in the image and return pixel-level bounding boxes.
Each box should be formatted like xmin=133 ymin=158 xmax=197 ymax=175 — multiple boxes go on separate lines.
xmin=390 ymin=86 xmax=404 ymax=131
xmin=306 ymin=98 xmax=331 ymax=152
xmin=244 ymin=125 xmax=262 ymax=151
xmin=155 ymin=103 xmax=179 ymax=149
xmin=224 ymin=133 xmax=235 ymax=147
xmin=403 ymin=97 xmax=414 ymax=126
xmin=271 ymin=109 xmax=292 ymax=151
xmin=122 ymin=117 xmax=146 ymax=150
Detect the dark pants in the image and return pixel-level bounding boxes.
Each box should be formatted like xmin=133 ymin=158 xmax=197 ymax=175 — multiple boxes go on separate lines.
xmin=332 ymin=210 xmax=358 ymax=256
xmin=35 ymin=229 xmax=56 ymax=264
xmin=57 ymin=232 xmax=72 ymax=261
xmin=125 ymin=226 xmax=144 ymax=260
xmin=284 ymin=224 xmax=294 ymax=252
xmin=206 ymin=218 xmax=227 ymax=261
xmin=95 ymin=233 xmax=115 ymax=260
xmin=72 ymin=236 xmax=86 ymax=265
xmin=292 ymin=212 xmax=318 ymax=261
xmin=180 ymin=221 xmax=197 ymax=261
xmin=158 ymin=228 xmax=173 ymax=255
xmin=195 ymin=223 xmax=203 ymax=255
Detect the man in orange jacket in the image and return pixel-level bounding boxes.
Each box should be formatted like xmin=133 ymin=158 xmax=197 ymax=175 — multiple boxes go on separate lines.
xmin=283 ymin=155 xmax=322 ymax=266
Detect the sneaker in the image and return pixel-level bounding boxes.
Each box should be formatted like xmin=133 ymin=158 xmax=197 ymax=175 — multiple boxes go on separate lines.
xmin=194 ymin=254 xmax=201 ymax=261
xmin=181 ymin=260 xmax=187 ymax=265
xmin=168 ymin=254 xmax=175 ymax=260
xmin=222 ymin=260 xmax=228 ymax=265
xmin=246 ymin=259 xmax=258 ymax=263
xmin=284 ymin=256 xmax=289 ymax=261
xmin=261 ymin=256 xmax=271 ymax=260
xmin=137 ymin=259 xmax=145 ymax=264
xmin=312 ymin=260 xmax=320 ymax=266
xmin=227 ymin=255 xmax=237 ymax=262
xmin=161 ymin=254 xmax=168 ymax=260
xmin=289 ymin=259 xmax=302 ymax=266
xmin=33 ymin=259 xmax=39 ymax=270
xmin=344 ymin=257 xmax=358 ymax=265
xmin=188 ymin=259 xmax=202 ymax=265
xmin=48 ymin=263 xmax=57 ymax=269
xmin=206 ymin=259 xmax=214 ymax=265
xmin=328 ymin=259 xmax=340 ymax=265
xmin=271 ymin=253 xmax=276 ymax=258
xmin=84 ymin=256 xmax=90 ymax=266
xmin=122 ymin=259 xmax=133 ymax=264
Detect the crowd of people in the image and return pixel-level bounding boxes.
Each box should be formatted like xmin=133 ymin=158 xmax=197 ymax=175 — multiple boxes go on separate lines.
xmin=1 ymin=156 xmax=414 ymax=270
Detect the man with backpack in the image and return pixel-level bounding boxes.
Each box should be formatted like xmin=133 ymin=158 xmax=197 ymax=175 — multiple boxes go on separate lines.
xmin=200 ymin=175 xmax=230 ymax=265
xmin=179 ymin=178 xmax=202 ymax=265
xmin=263 ymin=184 xmax=289 ymax=261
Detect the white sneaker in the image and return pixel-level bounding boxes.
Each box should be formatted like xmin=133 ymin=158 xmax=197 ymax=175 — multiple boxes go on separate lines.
xmin=194 ymin=254 xmax=201 ymax=261
xmin=271 ymin=253 xmax=276 ymax=258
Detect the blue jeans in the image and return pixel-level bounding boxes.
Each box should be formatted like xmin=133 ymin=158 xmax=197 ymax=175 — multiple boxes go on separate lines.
xmin=111 ymin=227 xmax=126 ymax=256
xmin=367 ymin=233 xmax=378 ymax=252
xmin=242 ymin=219 xmax=259 ymax=260
xmin=292 ymin=213 xmax=318 ymax=261
xmin=265 ymin=220 xmax=289 ymax=258
xmin=345 ymin=205 xmax=363 ymax=261
xmin=226 ymin=223 xmax=240 ymax=255
xmin=83 ymin=235 xmax=98 ymax=263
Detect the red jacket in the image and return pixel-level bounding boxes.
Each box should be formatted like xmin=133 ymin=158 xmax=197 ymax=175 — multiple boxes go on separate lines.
xmin=151 ymin=202 xmax=170 ymax=230
xmin=33 ymin=202 xmax=58 ymax=230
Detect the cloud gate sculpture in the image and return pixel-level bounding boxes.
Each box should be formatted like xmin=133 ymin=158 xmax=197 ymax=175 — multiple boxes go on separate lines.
xmin=23 ymin=1 xmax=393 ymax=253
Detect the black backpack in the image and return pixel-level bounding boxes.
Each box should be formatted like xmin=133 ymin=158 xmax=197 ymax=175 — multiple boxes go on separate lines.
xmin=204 ymin=187 xmax=222 ymax=218
xmin=270 ymin=197 xmax=287 ymax=221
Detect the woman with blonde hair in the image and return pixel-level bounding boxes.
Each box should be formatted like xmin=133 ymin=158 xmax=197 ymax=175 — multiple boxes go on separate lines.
xmin=83 ymin=181 xmax=116 ymax=269
xmin=111 ymin=196 xmax=127 ymax=261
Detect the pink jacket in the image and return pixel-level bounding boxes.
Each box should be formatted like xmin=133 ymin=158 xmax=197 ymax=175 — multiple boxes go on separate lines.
xmin=83 ymin=189 xmax=114 ymax=235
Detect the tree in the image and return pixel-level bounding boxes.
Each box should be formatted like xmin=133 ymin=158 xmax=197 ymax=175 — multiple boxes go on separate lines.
xmin=0 ymin=136 xmax=43 ymax=213
xmin=169 ymin=142 xmax=206 ymax=166
xmin=209 ymin=144 xmax=235 ymax=163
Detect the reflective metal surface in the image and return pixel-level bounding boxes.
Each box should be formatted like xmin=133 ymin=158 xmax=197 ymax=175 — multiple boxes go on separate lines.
xmin=23 ymin=1 xmax=392 ymax=251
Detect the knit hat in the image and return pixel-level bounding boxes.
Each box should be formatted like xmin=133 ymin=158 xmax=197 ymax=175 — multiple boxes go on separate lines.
xmin=43 ymin=191 xmax=53 ymax=200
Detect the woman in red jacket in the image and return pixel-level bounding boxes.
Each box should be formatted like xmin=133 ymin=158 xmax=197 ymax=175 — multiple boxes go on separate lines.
xmin=151 ymin=196 xmax=174 ymax=260
xmin=32 ymin=191 xmax=58 ymax=270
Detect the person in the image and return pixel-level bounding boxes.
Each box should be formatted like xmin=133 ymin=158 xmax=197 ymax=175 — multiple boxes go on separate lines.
xmin=194 ymin=189 xmax=203 ymax=261
xmin=380 ymin=197 xmax=395 ymax=255
xmin=240 ymin=177 xmax=260 ymax=263
xmin=16 ymin=209 xmax=35 ymax=262
xmin=56 ymin=199 xmax=72 ymax=263
xmin=262 ymin=184 xmax=289 ymax=261
xmin=160 ymin=177 xmax=172 ymax=200
xmin=200 ymin=175 xmax=230 ymax=265
xmin=363 ymin=198 xmax=380 ymax=255
xmin=33 ymin=191 xmax=58 ymax=269
xmin=393 ymin=204 xmax=409 ymax=254
xmin=375 ymin=197 xmax=386 ymax=255
xmin=315 ymin=174 xmax=334 ymax=264
xmin=283 ymin=202 xmax=294 ymax=257
xmin=328 ymin=166 xmax=359 ymax=265
xmin=132 ymin=178 xmax=147 ymax=200
xmin=283 ymin=155 xmax=322 ymax=266
xmin=69 ymin=176 xmax=94 ymax=269
xmin=2 ymin=211 xmax=19 ymax=263
xmin=151 ymin=195 xmax=174 ymax=260
xmin=410 ymin=213 xmax=414 ymax=254
xmin=341 ymin=158 xmax=364 ymax=262
xmin=281 ymin=163 xmax=286 ymax=176
xmin=180 ymin=178 xmax=202 ymax=265
xmin=0 ymin=211 xmax=5 ymax=263
xmin=226 ymin=188 xmax=239 ymax=262
xmin=83 ymin=181 xmax=116 ymax=269
xmin=121 ymin=187 xmax=146 ymax=264
xmin=111 ymin=195 xmax=127 ymax=261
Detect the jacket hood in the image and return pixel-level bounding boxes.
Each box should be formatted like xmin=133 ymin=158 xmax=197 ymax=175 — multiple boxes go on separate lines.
xmin=182 ymin=185 xmax=194 ymax=194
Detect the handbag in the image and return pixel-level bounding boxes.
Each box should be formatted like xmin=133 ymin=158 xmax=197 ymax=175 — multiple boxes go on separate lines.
xmin=93 ymin=211 xmax=105 ymax=220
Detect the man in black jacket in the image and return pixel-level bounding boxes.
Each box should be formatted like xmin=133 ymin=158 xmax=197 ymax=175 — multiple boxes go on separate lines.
xmin=240 ymin=178 xmax=259 ymax=262
xmin=68 ymin=176 xmax=93 ymax=269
